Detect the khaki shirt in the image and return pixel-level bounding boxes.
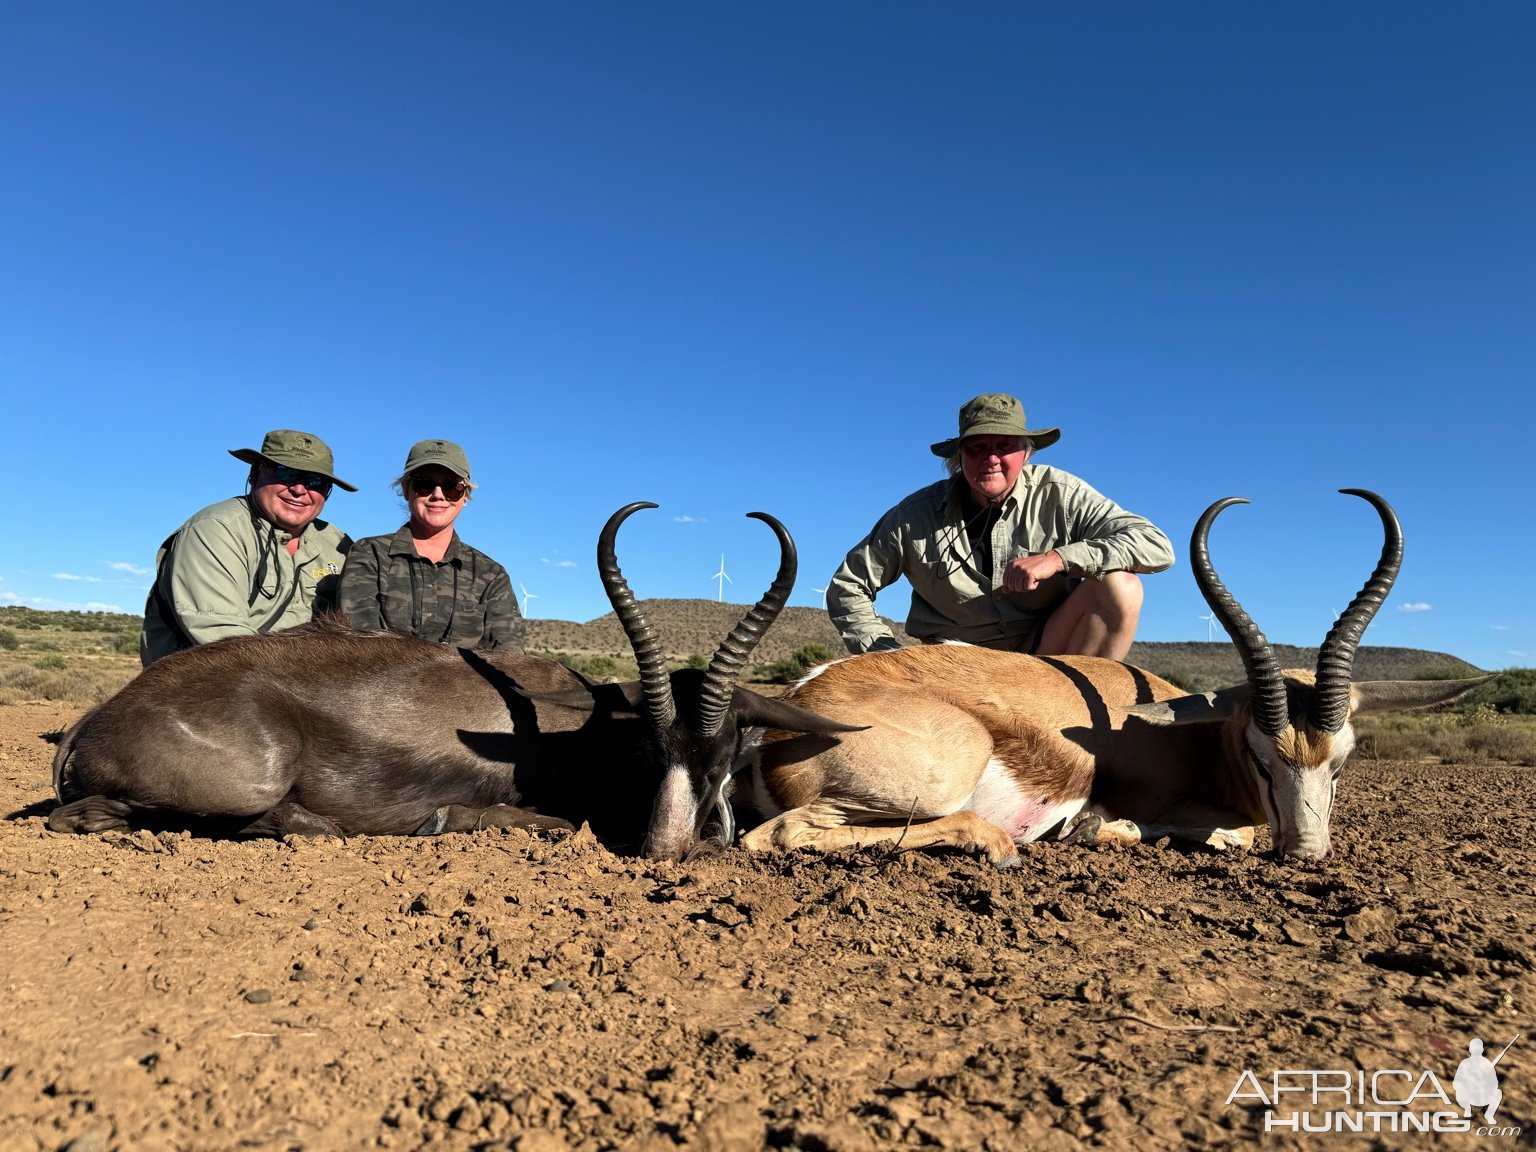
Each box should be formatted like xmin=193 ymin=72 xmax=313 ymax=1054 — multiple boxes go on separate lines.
xmin=140 ymin=496 xmax=352 ymax=666
xmin=828 ymin=468 xmax=1175 ymax=653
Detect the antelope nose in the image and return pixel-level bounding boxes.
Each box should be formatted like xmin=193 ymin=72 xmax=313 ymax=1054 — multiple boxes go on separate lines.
xmin=1283 ymin=839 xmax=1330 ymax=860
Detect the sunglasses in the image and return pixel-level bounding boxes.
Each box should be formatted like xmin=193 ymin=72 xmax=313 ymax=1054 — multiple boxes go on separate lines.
xmin=409 ymin=476 xmax=469 ymax=499
xmin=268 ymin=464 xmax=333 ymax=496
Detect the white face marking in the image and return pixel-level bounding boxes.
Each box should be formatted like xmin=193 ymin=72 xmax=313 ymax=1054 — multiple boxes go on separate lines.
xmin=646 ymin=759 xmax=698 ymax=859
xmin=967 ymin=758 xmax=1087 ymax=841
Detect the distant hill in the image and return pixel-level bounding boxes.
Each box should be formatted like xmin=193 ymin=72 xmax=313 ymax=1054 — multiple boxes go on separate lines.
xmin=1121 ymin=640 xmax=1483 ymax=692
xmin=2 ymin=602 xmax=1484 ymax=691
xmin=527 ymin=598 xmax=1485 ymax=688
xmin=527 ymin=599 xmax=900 ymax=667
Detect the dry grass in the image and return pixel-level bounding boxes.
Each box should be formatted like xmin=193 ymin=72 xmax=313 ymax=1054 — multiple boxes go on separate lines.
xmin=1353 ymin=708 xmax=1536 ymax=767
xmin=0 ymin=608 xmax=140 ymax=705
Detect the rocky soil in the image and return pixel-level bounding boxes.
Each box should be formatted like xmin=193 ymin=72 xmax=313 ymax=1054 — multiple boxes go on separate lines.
xmin=1 ymin=700 xmax=1531 ymax=1150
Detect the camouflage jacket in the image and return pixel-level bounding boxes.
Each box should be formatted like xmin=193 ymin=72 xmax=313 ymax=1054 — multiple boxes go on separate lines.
xmin=337 ymin=526 xmax=525 ymax=651
xmin=828 ymin=468 xmax=1174 ymax=653
xmin=140 ymin=496 xmax=352 ymax=667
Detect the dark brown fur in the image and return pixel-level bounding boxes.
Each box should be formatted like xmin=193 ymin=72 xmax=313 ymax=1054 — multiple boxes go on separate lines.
xmin=51 ymin=618 xmax=849 ymax=853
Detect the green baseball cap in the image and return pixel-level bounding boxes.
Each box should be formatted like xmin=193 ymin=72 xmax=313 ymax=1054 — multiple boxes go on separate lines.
xmin=229 ymin=429 xmax=357 ymax=491
xmin=401 ymin=438 xmax=471 ymax=481
xmin=929 ymin=393 xmax=1061 ymax=457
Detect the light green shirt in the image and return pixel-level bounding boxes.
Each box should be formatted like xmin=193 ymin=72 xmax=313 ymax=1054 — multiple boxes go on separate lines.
xmin=140 ymin=496 xmax=352 ymax=666
xmin=829 ymin=468 xmax=1174 ymax=653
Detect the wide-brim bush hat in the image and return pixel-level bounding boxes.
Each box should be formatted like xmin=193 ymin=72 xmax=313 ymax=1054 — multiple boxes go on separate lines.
xmin=229 ymin=429 xmax=357 ymax=491
xmin=930 ymin=393 xmax=1061 ymax=457
xmin=400 ymin=438 xmax=472 ymax=482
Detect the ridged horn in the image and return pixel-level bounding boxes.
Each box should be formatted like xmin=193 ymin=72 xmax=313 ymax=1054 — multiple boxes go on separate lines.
xmin=597 ymin=502 xmax=675 ymax=733
xmin=696 ymin=512 xmax=796 ymax=738
xmin=1191 ymin=497 xmax=1291 ymax=738
xmin=1308 ymin=489 xmax=1403 ymax=734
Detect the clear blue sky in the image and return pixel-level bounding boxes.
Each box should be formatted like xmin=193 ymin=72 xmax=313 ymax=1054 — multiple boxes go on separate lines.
xmin=2 ymin=2 xmax=1531 ymax=671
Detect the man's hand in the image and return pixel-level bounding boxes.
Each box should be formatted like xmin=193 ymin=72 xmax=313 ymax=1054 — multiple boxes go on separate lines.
xmin=1002 ymin=550 xmax=1064 ymax=593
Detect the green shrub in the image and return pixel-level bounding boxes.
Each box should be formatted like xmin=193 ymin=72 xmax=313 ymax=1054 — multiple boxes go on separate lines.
xmin=34 ymin=653 xmax=68 ymax=671
xmin=548 ymin=652 xmax=622 ymax=681
xmin=1465 ymin=669 xmax=1536 ymax=716
xmin=1157 ymin=669 xmax=1198 ymax=693
xmin=1465 ymin=726 xmax=1536 ymax=766
xmin=0 ymin=628 xmax=17 ymax=650
xmin=111 ymin=631 xmax=140 ymax=654
xmin=763 ymin=642 xmax=838 ymax=684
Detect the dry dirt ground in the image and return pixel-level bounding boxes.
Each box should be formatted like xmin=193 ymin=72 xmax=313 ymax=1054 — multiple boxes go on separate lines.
xmin=2 ymin=700 xmax=1532 ymax=1151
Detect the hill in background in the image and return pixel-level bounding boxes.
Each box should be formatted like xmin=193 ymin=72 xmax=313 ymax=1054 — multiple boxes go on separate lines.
xmin=529 ymin=598 xmax=1485 ymax=689
xmin=0 ymin=603 xmax=1486 ymax=694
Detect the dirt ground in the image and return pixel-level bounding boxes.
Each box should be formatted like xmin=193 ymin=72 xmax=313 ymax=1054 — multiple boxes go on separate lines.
xmin=2 ymin=700 xmax=1532 ymax=1151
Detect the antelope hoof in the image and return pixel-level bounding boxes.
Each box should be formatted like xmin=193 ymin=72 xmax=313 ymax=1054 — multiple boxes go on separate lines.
xmin=1204 ymin=828 xmax=1250 ymax=852
xmin=1058 ymin=811 xmax=1104 ymax=845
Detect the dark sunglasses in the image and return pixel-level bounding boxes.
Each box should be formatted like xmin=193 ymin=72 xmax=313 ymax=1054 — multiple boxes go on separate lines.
xmin=268 ymin=464 xmax=333 ymax=496
xmin=409 ymin=475 xmax=469 ymax=499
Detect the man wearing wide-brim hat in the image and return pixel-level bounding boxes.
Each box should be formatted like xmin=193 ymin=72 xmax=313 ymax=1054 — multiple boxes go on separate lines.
xmin=827 ymin=393 xmax=1174 ymax=658
xmin=140 ymin=429 xmax=356 ymax=666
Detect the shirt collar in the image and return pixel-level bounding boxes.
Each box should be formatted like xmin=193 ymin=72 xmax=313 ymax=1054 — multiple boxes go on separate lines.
xmin=387 ymin=523 xmax=463 ymax=563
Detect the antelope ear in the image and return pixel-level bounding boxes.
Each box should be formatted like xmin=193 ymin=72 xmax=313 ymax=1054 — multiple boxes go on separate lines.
xmin=731 ymin=687 xmax=868 ymax=735
xmin=1351 ymin=675 xmax=1495 ymax=715
xmin=1127 ymin=685 xmax=1249 ymax=727
xmin=512 ymin=685 xmax=601 ymax=713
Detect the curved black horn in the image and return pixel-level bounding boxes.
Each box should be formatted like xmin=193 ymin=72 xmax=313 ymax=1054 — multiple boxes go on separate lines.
xmin=1191 ymin=497 xmax=1291 ymax=738
xmin=597 ymin=502 xmax=675 ymax=733
xmin=696 ymin=512 xmax=796 ymax=738
xmin=1308 ymin=489 xmax=1403 ymax=734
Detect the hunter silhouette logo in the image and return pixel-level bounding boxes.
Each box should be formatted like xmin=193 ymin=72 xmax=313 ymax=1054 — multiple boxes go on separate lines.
xmin=1454 ymin=1033 xmax=1518 ymax=1124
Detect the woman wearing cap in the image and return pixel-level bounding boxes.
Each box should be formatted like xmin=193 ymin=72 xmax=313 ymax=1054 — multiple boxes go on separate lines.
xmin=337 ymin=439 xmax=525 ymax=650
xmin=140 ymin=429 xmax=356 ymax=667
xmin=827 ymin=393 xmax=1174 ymax=660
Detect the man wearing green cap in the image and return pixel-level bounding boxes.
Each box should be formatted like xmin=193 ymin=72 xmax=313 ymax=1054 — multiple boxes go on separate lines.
xmin=828 ymin=394 xmax=1173 ymax=659
xmin=140 ymin=429 xmax=355 ymax=666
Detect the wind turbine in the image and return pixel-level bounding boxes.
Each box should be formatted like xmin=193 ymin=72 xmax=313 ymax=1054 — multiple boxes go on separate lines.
xmin=712 ymin=555 xmax=731 ymax=603
xmin=1199 ymin=611 xmax=1218 ymax=642
xmin=520 ymin=584 xmax=539 ymax=618
xmin=812 ymin=585 xmax=829 ymax=609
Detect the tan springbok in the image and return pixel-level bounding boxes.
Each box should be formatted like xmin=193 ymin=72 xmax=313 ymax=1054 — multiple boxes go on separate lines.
xmin=737 ymin=490 xmax=1489 ymax=863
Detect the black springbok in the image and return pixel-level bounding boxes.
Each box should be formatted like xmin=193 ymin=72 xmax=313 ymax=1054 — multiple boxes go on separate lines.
xmin=50 ymin=502 xmax=857 ymax=857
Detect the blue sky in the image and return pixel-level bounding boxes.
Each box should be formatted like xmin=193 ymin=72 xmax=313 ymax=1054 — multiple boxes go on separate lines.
xmin=1 ymin=2 xmax=1531 ymax=671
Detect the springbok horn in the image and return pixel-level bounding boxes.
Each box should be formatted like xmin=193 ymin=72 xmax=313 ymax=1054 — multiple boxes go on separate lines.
xmin=1191 ymin=497 xmax=1291 ymax=738
xmin=696 ymin=512 xmax=796 ymax=738
xmin=1308 ymin=489 xmax=1403 ymax=734
xmin=598 ymin=502 xmax=676 ymax=733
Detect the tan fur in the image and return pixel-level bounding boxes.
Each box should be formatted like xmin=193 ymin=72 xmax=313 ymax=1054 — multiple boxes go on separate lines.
xmin=741 ymin=648 xmax=1489 ymax=863
xmin=742 ymin=646 xmax=1190 ymax=863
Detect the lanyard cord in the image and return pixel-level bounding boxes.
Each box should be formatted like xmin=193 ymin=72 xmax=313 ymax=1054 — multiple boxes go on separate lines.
xmin=245 ymin=498 xmax=286 ymax=606
xmin=933 ymin=493 xmax=1004 ymax=582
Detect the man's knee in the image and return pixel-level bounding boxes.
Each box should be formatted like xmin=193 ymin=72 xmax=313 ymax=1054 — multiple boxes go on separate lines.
xmin=1094 ymin=570 xmax=1143 ymax=620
